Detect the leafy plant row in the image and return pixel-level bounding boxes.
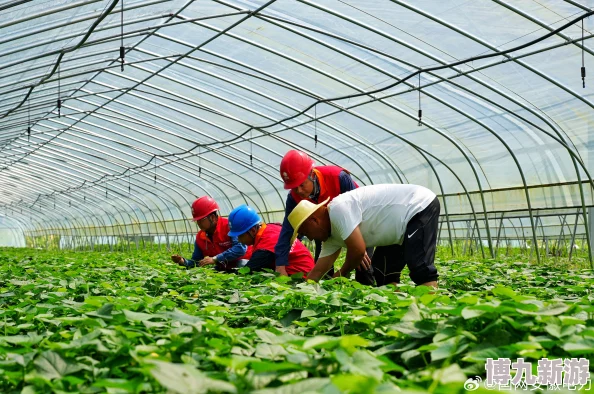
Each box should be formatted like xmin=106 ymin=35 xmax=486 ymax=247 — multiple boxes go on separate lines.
xmin=0 ymin=248 xmax=592 ymax=393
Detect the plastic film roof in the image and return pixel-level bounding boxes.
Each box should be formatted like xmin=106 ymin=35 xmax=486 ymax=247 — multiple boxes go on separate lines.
xmin=1 ymin=0 xmax=594 ymax=250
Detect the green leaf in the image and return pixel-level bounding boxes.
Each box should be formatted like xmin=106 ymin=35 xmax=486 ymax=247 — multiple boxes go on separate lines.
xmin=280 ymin=309 xmax=302 ymax=327
xmin=250 ymin=361 xmax=300 ymax=373
xmin=457 ymin=295 xmax=479 ymax=305
xmin=34 ymin=351 xmax=83 ymax=381
xmin=255 ymin=343 xmax=288 ymax=359
xmin=544 ymin=324 xmax=576 ymax=339
xmin=561 ymin=338 xmax=594 ymax=355
xmin=161 ymin=309 xmax=203 ymax=325
xmin=401 ymin=302 xmax=421 ymax=322
xmin=461 ymin=306 xmax=486 ymax=319
xmin=256 ymin=329 xmax=279 ymax=344
xmin=86 ymin=303 xmax=114 ymax=319
xmin=559 ymin=316 xmax=586 ymax=326
xmin=0 ymin=333 xmax=44 ymax=346
xmin=303 ymin=336 xmax=338 ymax=349
xmin=123 ymin=309 xmax=155 ymax=322
xmin=492 ymin=286 xmax=516 ymax=298
xmin=517 ymin=303 xmax=569 ymax=316
xmin=365 ymin=293 xmax=388 ymax=303
xmin=147 ymin=360 xmax=236 ymax=394
xmin=93 ymin=378 xmax=144 ymax=391
xmin=301 ymin=309 xmax=318 ymax=318
xmin=433 ymin=363 xmax=467 ymax=384
xmin=331 ymin=374 xmax=378 ymax=392
xmin=430 ymin=337 xmax=469 ymax=361
xmin=339 ymin=335 xmax=369 ymax=350
xmin=251 ymin=378 xmax=332 ymax=394
xmin=462 ymin=347 xmax=510 ymax=363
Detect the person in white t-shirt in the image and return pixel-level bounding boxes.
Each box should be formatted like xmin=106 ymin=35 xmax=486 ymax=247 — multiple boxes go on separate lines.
xmin=288 ymin=184 xmax=440 ymax=288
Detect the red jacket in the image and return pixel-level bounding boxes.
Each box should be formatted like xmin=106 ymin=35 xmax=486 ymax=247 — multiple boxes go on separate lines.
xmin=290 ymin=166 xmax=357 ymax=204
xmin=196 ymin=217 xmax=252 ymax=268
xmin=253 ymin=223 xmax=314 ymax=275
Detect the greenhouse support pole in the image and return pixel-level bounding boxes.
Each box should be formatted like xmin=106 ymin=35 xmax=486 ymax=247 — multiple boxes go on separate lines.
xmin=589 ymin=208 xmax=594 ymax=267
xmin=568 ymin=210 xmax=580 ymax=261
xmin=495 ymin=213 xmax=504 ymax=258
xmin=556 ymin=215 xmax=567 ymax=260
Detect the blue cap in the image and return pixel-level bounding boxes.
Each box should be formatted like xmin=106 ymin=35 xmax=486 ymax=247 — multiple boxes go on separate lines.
xmin=228 ymin=205 xmax=262 ymax=236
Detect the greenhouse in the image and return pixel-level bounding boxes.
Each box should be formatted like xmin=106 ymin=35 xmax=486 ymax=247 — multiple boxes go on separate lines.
xmin=0 ymin=0 xmax=593 ymax=393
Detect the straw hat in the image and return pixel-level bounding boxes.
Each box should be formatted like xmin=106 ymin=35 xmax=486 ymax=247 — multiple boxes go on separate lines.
xmin=288 ymin=197 xmax=330 ymax=244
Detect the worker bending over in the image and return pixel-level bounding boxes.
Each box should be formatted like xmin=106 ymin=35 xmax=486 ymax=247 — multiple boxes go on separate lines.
xmin=171 ymin=196 xmax=251 ymax=271
xmin=289 ymin=184 xmax=440 ymax=288
xmin=228 ymin=204 xmax=314 ymax=275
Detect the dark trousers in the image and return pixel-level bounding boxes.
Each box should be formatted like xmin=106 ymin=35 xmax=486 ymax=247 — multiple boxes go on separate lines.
xmin=371 ymin=197 xmax=440 ymax=286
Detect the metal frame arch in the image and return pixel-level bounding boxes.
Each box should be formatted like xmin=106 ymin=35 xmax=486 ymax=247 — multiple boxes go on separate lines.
xmin=69 ymin=92 xmax=281 ymax=214
xmin=35 ymin=142 xmax=180 ymax=239
xmin=49 ymin=106 xmax=267 ymax=214
xmin=415 ymin=149 xmax=455 ymax=256
xmin=69 ymin=187 xmax=134 ymax=250
xmin=27 ymin=121 xmax=257 ymax=241
xmin=251 ymin=6 xmax=592 ymax=263
xmin=48 ymin=107 xmax=244 ymax=213
xmin=493 ymin=0 xmax=594 ymax=58
xmin=6 ymin=151 xmax=148 ymax=244
xmin=0 ymin=164 xmax=132 ymax=244
xmin=168 ymin=15 xmax=494 ymax=198
xmin=195 ymin=8 xmax=594 ymax=203
xmin=289 ymin=0 xmax=584 ymax=187
xmin=0 ymin=214 xmax=27 ymax=243
xmin=380 ymin=0 xmax=594 ymax=114
xmin=86 ymin=47 xmax=486 ymax=243
xmin=93 ymin=67 xmax=376 ymax=188
xmin=335 ymin=102 xmax=489 ymax=259
xmin=41 ymin=115 xmax=262 ymax=219
xmin=119 ymin=170 xmax=195 ymax=247
xmin=176 ymin=52 xmax=408 ymax=184
xmin=0 ymin=0 xmax=259 ymax=174
xmin=1 ymin=212 xmax=39 ymax=247
xmin=15 ymin=198 xmax=88 ymax=249
xmin=251 ymin=11 xmax=590 ymax=182
xmin=129 ymin=44 xmax=397 ymax=184
xmin=217 ymin=10 xmax=504 ymax=196
xmin=62 ymin=86 xmax=278 ymax=206
xmin=161 ymin=18 xmax=424 ymax=183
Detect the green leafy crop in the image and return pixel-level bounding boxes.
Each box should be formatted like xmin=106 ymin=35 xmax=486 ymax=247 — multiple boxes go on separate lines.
xmin=0 ymin=248 xmax=592 ymax=393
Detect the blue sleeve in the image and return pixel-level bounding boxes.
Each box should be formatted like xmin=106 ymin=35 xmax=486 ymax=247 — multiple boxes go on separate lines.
xmin=274 ymin=193 xmax=298 ymax=267
xmin=184 ymin=241 xmax=204 ymax=268
xmin=338 ymin=171 xmax=357 ymax=193
xmin=216 ymin=236 xmax=248 ymax=262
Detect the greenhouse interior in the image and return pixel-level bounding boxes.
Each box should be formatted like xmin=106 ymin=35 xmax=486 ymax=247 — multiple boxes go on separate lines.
xmin=0 ymin=0 xmax=593 ymax=393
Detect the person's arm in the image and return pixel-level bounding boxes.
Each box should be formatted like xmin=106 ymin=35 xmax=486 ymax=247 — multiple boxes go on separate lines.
xmin=338 ymin=171 xmax=357 ymax=193
xmin=274 ymin=194 xmax=298 ymax=270
xmin=246 ymin=249 xmax=276 ymax=272
xmin=216 ymin=236 xmax=247 ymax=263
xmin=185 ymin=241 xmax=204 ymax=268
xmin=306 ymin=249 xmax=341 ymax=282
xmin=334 ymin=226 xmax=366 ymax=278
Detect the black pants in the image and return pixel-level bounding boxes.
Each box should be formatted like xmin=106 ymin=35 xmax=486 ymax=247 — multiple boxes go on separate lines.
xmin=317 ymin=240 xmax=376 ymax=286
xmin=371 ymin=197 xmax=440 ymax=286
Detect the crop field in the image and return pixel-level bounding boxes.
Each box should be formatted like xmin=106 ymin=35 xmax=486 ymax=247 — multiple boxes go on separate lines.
xmin=0 ymin=247 xmax=592 ymax=393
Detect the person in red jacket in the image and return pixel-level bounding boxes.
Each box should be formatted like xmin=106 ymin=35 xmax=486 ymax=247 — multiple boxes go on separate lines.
xmin=275 ymin=150 xmax=374 ymax=284
xmin=227 ymin=204 xmax=314 ymax=275
xmin=171 ymin=196 xmax=252 ymax=271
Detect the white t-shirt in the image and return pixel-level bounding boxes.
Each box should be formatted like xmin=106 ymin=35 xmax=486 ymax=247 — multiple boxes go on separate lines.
xmin=319 ymin=184 xmax=436 ymax=258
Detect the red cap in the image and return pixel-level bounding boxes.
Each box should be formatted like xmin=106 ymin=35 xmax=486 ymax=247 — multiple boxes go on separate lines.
xmin=279 ymin=150 xmax=314 ymax=190
xmin=191 ymin=196 xmax=219 ymax=221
